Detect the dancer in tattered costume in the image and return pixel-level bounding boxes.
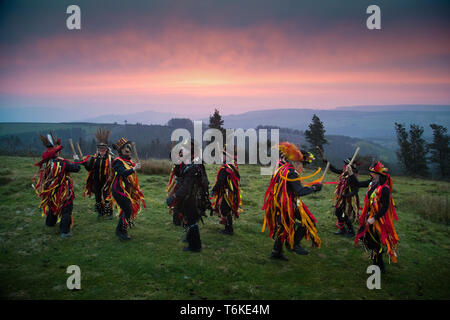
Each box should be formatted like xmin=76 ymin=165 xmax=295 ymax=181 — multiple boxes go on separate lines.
xmin=81 ymin=128 xmax=115 ymax=219
xmin=262 ymin=142 xmax=323 ymax=261
xmin=354 ymin=161 xmax=399 ymax=273
xmin=33 ymin=132 xmax=81 ymax=238
xmin=110 ymin=137 xmax=145 ymax=240
xmin=211 ymin=146 xmax=242 ymax=235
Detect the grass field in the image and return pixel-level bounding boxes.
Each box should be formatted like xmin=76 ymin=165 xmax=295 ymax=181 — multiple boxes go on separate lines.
xmin=0 ymin=156 xmax=449 ymax=300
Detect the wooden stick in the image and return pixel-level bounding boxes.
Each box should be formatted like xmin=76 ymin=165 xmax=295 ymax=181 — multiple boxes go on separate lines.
xmin=349 ymin=147 xmax=360 ymax=166
xmin=76 ymin=142 xmax=84 ymax=158
xmin=68 ymin=139 xmax=78 ymax=158
xmin=132 ymin=142 xmax=140 ymax=163
xmin=321 ymin=161 xmax=330 ymax=181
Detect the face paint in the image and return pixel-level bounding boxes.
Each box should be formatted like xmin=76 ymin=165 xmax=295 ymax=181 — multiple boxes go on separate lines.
xmin=98 ymin=147 xmax=107 ymax=156
xmin=121 ymin=144 xmax=131 ymax=157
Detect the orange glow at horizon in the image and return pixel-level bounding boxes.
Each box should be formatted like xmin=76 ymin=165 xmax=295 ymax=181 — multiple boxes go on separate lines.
xmin=1 ymin=23 xmax=449 ymax=113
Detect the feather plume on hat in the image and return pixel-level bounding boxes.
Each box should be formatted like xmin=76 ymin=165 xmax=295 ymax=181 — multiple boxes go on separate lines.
xmin=35 ymin=131 xmax=63 ymax=166
xmin=369 ymin=161 xmax=389 ymax=176
xmin=277 ymin=142 xmax=304 ymax=162
xmin=95 ymin=128 xmax=110 ymax=147
xmin=39 ymin=131 xmax=61 ymax=148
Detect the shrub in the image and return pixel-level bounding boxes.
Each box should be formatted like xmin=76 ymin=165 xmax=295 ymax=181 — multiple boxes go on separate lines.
xmin=140 ymin=159 xmax=172 ymax=175
xmin=403 ymin=194 xmax=450 ymax=224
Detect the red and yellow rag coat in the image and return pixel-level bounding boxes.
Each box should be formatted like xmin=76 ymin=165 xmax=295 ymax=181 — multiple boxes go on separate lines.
xmin=109 ymin=157 xmax=146 ymax=221
xmin=355 ymin=181 xmax=399 ymax=263
xmin=211 ymin=162 xmax=243 ymax=219
xmin=262 ymin=162 xmax=321 ymax=249
xmin=82 ymin=153 xmax=114 ymax=199
xmin=33 ymin=158 xmax=79 ymax=219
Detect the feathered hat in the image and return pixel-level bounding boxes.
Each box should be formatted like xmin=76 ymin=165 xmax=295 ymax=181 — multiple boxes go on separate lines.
xmin=95 ymin=128 xmax=110 ymax=147
xmin=369 ymin=161 xmax=393 ymax=191
xmin=369 ymin=161 xmax=389 ymax=176
xmin=277 ymin=142 xmax=314 ymax=163
xmin=112 ymin=137 xmax=132 ymax=151
xmin=39 ymin=131 xmax=61 ymax=148
xmin=35 ymin=131 xmax=63 ymax=166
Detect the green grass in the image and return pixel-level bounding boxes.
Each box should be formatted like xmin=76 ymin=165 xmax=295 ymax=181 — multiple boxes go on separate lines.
xmin=0 ymin=156 xmax=449 ymax=300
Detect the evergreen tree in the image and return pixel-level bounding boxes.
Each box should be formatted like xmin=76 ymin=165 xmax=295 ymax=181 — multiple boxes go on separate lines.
xmin=209 ymin=108 xmax=226 ymax=145
xmin=394 ymin=122 xmax=412 ymax=174
xmin=396 ymin=123 xmax=429 ymax=177
xmin=305 ymin=114 xmax=327 ymax=151
xmin=409 ymin=124 xmax=429 ymax=177
xmin=429 ymin=124 xmax=450 ymax=178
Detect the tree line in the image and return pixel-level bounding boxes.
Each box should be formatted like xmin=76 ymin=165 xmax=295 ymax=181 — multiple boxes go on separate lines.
xmin=277 ymin=112 xmax=449 ymax=179
xmin=0 ymin=110 xmax=448 ymax=179
xmin=395 ymin=123 xmax=449 ymax=178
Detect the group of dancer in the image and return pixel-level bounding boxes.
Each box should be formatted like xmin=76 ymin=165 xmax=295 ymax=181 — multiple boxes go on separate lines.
xmin=33 ymin=129 xmax=399 ymax=272
xmin=261 ymin=142 xmax=399 ymax=272
xmin=33 ymin=129 xmax=145 ymax=241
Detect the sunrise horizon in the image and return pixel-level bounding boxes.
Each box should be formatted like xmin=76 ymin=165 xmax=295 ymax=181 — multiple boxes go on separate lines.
xmin=1 ymin=1 xmax=449 ymax=120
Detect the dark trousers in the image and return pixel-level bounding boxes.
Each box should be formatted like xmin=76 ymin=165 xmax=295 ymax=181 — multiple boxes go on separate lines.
xmin=45 ymin=201 xmax=73 ymax=234
xmin=93 ymin=181 xmax=108 ymax=204
xmin=220 ymin=200 xmax=233 ymax=231
xmin=273 ymin=222 xmax=307 ymax=253
xmin=273 ymin=222 xmax=306 ymax=254
xmin=181 ymin=202 xmax=202 ymax=250
xmin=113 ymin=189 xmax=132 ymax=230
xmin=335 ymin=203 xmax=354 ymax=233
xmin=94 ymin=182 xmax=112 ymax=216
xmin=172 ymin=207 xmax=182 ymax=225
xmin=361 ymin=225 xmax=384 ymax=265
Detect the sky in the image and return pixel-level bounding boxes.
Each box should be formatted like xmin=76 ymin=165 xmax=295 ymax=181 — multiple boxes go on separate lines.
xmin=0 ymin=0 xmax=449 ymax=119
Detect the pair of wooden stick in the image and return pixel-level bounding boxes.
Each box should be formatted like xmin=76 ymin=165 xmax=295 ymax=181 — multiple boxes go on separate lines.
xmin=69 ymin=138 xmax=140 ymax=163
xmin=68 ymin=138 xmax=83 ymax=159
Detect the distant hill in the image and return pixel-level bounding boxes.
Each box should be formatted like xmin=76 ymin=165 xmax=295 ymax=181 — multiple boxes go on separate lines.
xmin=218 ymin=107 xmax=450 ymax=139
xmin=80 ymin=110 xmax=181 ymax=125
xmin=3 ymin=105 xmax=448 ymax=140
xmin=0 ymin=107 xmax=91 ymax=123
xmin=335 ymin=105 xmax=450 ymax=112
xmin=0 ymin=107 xmax=183 ymax=126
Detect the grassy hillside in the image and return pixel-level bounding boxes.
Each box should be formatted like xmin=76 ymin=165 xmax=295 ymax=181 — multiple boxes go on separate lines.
xmin=0 ymin=156 xmax=449 ymax=300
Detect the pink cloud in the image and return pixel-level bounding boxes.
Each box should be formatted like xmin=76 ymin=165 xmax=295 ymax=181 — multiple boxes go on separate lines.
xmin=0 ymin=21 xmax=449 ymax=114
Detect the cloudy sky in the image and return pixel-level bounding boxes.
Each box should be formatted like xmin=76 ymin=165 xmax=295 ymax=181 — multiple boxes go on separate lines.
xmin=0 ymin=0 xmax=449 ymax=119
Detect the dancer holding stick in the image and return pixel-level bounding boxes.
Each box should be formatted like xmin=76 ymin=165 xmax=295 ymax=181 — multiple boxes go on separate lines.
xmin=354 ymin=161 xmax=399 ymax=273
xmin=262 ymin=142 xmax=322 ymax=260
xmin=322 ymin=146 xmax=371 ymax=238
xmin=110 ymin=137 xmax=145 ymax=240
xmin=33 ymin=132 xmax=81 ymax=238
xmin=81 ymin=128 xmax=115 ymax=219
